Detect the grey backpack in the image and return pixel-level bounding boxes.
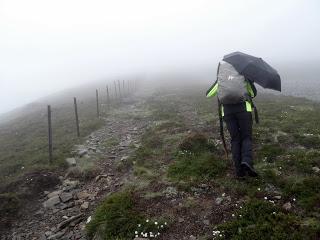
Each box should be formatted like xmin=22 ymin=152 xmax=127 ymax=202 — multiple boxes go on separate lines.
xmin=217 ymin=61 xmax=248 ymax=104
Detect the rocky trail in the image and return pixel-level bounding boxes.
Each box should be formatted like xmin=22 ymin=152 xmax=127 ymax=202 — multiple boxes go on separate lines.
xmin=2 ymin=96 xmax=151 ymax=240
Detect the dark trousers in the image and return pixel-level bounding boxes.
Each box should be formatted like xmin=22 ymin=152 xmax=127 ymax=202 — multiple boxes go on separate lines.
xmin=223 ymin=111 xmax=253 ymax=175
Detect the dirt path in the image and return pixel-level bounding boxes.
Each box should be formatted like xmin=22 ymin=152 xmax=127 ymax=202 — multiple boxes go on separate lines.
xmin=2 ymin=96 xmax=151 ymax=240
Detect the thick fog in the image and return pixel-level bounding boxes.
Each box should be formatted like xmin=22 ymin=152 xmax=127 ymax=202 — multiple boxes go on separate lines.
xmin=0 ymin=0 xmax=319 ymax=114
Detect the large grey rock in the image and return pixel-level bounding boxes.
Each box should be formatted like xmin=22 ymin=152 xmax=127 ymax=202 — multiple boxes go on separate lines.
xmin=80 ymin=201 xmax=89 ymax=210
xmin=43 ymin=196 xmax=61 ymax=208
xmin=63 ymin=179 xmax=79 ymax=190
xmin=203 ymin=219 xmax=210 ymax=225
xmin=78 ymin=149 xmax=88 ymax=157
xmin=47 ymin=231 xmax=66 ymax=239
xmin=66 ymin=158 xmax=76 ymax=166
xmin=163 ymin=186 xmax=178 ymax=198
xmin=283 ymin=202 xmax=292 ymax=211
xmin=47 ymin=190 xmax=63 ymax=199
xmin=312 ymin=166 xmax=320 ymax=173
xmin=77 ymin=191 xmax=93 ymax=200
xmin=215 ymin=197 xmax=223 ymax=205
xmin=60 ymin=192 xmax=73 ymax=203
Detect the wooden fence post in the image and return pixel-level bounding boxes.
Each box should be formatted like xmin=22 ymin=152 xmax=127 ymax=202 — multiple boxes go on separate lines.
xmin=114 ymin=80 xmax=118 ymax=99
xmin=118 ymin=80 xmax=121 ymax=98
xmin=122 ymin=79 xmax=125 ymax=94
xmin=74 ymin=97 xmax=80 ymax=137
xmin=47 ymin=105 xmax=53 ymax=163
xmin=127 ymin=80 xmax=130 ymax=95
xmin=106 ymin=85 xmax=110 ymax=103
xmin=96 ymin=89 xmax=100 ymax=118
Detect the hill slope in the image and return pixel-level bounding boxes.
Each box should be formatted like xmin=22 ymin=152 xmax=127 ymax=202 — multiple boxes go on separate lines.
xmin=2 ymin=85 xmax=320 ymax=239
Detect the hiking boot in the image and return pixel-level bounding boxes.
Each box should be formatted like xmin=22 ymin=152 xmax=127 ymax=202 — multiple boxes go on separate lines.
xmin=236 ymin=168 xmax=246 ymax=178
xmin=241 ymin=162 xmax=258 ymax=177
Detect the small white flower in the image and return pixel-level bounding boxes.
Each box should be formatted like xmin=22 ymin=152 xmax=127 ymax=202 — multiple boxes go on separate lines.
xmin=160 ymin=225 xmax=164 ymax=228
xmin=222 ymin=193 xmax=226 ymax=197
xmin=273 ymin=212 xmax=276 ymax=215
xmin=293 ymin=198 xmax=296 ymax=201
xmin=138 ymin=224 xmax=141 ymax=227
xmin=154 ymin=221 xmax=158 ymax=225
xmin=164 ymin=222 xmax=167 ymax=225
xmin=232 ymin=214 xmax=235 ymax=217
xmin=135 ymin=231 xmax=138 ymax=234
xmin=86 ymin=216 xmax=92 ymax=224
xmin=264 ymin=196 xmax=268 ymax=200
xmin=146 ymin=219 xmax=149 ymax=223
xmin=239 ymin=214 xmax=242 ymax=217
xmin=257 ymin=188 xmax=261 ymax=191
xmin=219 ymin=234 xmax=223 ymax=237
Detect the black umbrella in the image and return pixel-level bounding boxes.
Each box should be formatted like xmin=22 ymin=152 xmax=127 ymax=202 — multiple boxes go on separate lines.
xmin=223 ymin=51 xmax=281 ymax=91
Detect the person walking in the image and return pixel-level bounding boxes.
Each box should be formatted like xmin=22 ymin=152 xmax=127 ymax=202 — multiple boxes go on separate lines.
xmin=206 ymin=60 xmax=258 ymax=178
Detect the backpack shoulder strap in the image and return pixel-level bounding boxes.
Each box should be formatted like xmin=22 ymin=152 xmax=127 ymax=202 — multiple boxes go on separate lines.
xmin=218 ymin=99 xmax=228 ymax=158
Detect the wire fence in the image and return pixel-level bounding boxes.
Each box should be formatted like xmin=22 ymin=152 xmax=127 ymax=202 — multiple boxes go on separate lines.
xmin=47 ymin=79 xmax=139 ymax=164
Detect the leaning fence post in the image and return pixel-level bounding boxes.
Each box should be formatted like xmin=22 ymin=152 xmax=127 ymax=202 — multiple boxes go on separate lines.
xmin=47 ymin=105 xmax=53 ymax=163
xmin=96 ymin=89 xmax=100 ymax=118
xmin=74 ymin=97 xmax=80 ymax=137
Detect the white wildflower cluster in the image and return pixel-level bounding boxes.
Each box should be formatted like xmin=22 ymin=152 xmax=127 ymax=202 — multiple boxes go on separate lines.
xmin=86 ymin=216 xmax=92 ymax=224
xmin=212 ymin=230 xmax=223 ymax=239
xmin=268 ymin=200 xmax=275 ymax=204
xmin=178 ymin=150 xmax=193 ymax=156
xmin=134 ymin=220 xmax=167 ymax=238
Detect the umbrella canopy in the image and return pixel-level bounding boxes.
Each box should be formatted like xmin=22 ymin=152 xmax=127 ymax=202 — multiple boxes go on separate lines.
xmin=223 ymin=52 xmax=281 ymax=91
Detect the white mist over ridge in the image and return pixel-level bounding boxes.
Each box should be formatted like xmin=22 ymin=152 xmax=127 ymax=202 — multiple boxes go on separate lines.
xmin=0 ymin=0 xmax=319 ymax=114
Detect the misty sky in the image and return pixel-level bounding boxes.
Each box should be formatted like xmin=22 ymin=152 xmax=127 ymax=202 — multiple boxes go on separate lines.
xmin=1 ymin=0 xmax=319 ymax=114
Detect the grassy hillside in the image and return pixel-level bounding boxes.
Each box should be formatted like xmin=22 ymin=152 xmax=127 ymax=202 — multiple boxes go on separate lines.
xmin=87 ymin=87 xmax=320 ymax=239
xmin=0 ymin=89 xmax=108 ymax=188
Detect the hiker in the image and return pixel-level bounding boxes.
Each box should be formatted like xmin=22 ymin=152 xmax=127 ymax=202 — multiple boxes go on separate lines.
xmin=206 ymin=60 xmax=258 ymax=178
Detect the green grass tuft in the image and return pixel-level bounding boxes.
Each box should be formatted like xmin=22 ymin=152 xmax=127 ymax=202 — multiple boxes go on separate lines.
xmin=168 ymin=151 xmax=227 ymax=182
xmin=86 ymin=191 xmax=143 ymax=239
xmin=218 ymin=199 xmax=320 ymax=240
